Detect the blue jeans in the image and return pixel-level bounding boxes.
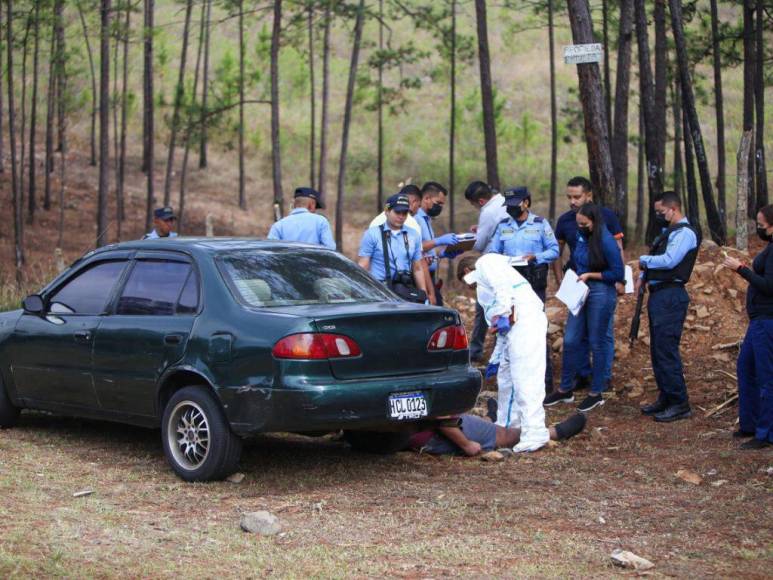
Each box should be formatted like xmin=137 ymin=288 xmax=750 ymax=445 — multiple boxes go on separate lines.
xmin=647 ymin=285 xmax=690 ymax=406
xmin=737 ymin=318 xmax=773 ymax=442
xmin=560 ymin=281 xmax=617 ymax=394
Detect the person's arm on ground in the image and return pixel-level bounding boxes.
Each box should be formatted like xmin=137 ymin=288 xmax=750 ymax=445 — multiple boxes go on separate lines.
xmin=436 ymin=425 xmax=482 ymax=456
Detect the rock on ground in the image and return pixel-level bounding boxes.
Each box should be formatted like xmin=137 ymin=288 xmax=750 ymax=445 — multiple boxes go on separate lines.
xmin=240 ymin=511 xmax=282 ymax=535
xmin=610 ymin=549 xmax=655 ymax=571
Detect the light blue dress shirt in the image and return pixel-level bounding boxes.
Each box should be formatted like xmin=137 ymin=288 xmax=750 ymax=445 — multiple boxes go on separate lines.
xmin=639 ymin=217 xmax=698 ymax=284
xmin=472 ymin=193 xmax=509 ymax=253
xmin=267 ymin=208 xmax=336 ymax=250
xmin=488 ymin=212 xmax=559 ymax=265
xmin=358 ymin=224 xmax=422 ymax=282
xmin=415 ymin=207 xmax=438 ymax=273
xmin=143 ymin=230 xmax=178 ymax=240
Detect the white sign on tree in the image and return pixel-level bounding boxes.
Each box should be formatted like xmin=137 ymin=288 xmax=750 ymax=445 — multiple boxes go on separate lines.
xmin=563 ymin=43 xmax=603 ymax=64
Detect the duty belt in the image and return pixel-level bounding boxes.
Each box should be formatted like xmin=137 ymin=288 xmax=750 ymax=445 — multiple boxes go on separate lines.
xmin=648 ymin=281 xmax=685 ymax=294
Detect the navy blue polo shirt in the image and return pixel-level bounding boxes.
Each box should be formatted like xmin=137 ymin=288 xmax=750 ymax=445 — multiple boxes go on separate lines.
xmin=555 ymin=206 xmax=624 ymax=269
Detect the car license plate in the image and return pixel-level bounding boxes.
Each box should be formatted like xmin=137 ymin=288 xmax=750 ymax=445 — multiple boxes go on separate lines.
xmin=388 ymin=392 xmax=428 ymax=421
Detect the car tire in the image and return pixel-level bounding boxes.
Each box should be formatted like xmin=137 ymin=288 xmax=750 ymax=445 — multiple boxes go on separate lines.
xmin=0 ymin=375 xmax=20 ymax=428
xmin=343 ymin=430 xmax=412 ymax=454
xmin=161 ymin=386 xmax=242 ymax=482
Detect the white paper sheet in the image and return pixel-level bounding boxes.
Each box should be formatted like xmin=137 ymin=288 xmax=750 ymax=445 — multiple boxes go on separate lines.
xmin=556 ymin=269 xmax=590 ymax=316
xmin=624 ymin=265 xmax=634 ymax=294
xmin=507 ymin=256 xmax=529 ymax=267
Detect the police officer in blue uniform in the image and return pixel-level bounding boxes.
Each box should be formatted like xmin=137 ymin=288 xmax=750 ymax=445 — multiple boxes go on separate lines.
xmin=415 ymin=181 xmax=459 ymax=306
xmin=267 ymin=187 xmax=336 ymax=249
xmin=489 ymin=186 xmax=559 ymax=392
xmin=636 ymin=191 xmax=700 ymax=423
xmin=358 ymin=193 xmax=429 ymax=301
xmin=143 ymin=207 xmax=179 ymax=239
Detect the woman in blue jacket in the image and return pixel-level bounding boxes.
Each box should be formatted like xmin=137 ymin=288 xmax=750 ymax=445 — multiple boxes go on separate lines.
xmin=545 ymin=203 xmax=625 ymax=413
xmin=723 ymin=204 xmax=773 ymax=450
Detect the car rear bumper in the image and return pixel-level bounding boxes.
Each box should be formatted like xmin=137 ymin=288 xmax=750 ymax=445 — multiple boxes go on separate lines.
xmin=219 ymin=366 xmax=482 ymax=435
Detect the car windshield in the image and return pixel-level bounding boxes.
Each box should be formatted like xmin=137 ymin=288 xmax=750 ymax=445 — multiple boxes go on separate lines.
xmin=217 ymin=249 xmax=394 ymax=307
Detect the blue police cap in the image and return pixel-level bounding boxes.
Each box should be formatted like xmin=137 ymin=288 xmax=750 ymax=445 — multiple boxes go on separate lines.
xmin=154 ymin=206 xmax=176 ymax=220
xmin=502 ymin=187 xmax=530 ymax=206
xmin=294 ymin=187 xmax=324 ymax=209
xmin=385 ymin=193 xmax=411 ymax=212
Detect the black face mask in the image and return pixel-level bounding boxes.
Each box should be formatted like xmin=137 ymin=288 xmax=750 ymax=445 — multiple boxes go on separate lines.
xmin=655 ymin=213 xmax=669 ymax=228
xmin=507 ymin=206 xmax=524 ymax=220
xmin=427 ymin=203 xmax=443 ymax=218
xmin=757 ymin=226 xmax=772 ymax=242
xmin=578 ymin=225 xmax=592 ymax=238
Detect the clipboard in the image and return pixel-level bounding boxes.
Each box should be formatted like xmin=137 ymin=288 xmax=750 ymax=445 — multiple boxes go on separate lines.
xmin=445 ymin=233 xmax=477 ymax=254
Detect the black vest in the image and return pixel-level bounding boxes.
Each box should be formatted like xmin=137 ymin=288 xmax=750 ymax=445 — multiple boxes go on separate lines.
xmin=647 ymin=222 xmax=701 ymax=283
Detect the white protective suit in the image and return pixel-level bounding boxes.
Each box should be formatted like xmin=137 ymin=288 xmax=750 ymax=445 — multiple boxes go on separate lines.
xmin=466 ymin=253 xmax=550 ymax=452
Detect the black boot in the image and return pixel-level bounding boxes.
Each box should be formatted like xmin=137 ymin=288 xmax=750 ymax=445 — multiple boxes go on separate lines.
xmin=653 ymin=402 xmax=692 ymax=422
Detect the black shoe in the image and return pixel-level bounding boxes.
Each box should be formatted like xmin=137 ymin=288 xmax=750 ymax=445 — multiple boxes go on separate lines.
xmin=486 ymin=398 xmax=498 ymax=423
xmin=641 ymin=399 xmax=669 ymax=416
xmin=739 ymin=438 xmax=771 ymax=450
xmin=653 ymin=403 xmax=692 ymax=422
xmin=732 ymin=429 xmax=755 ymax=439
xmin=577 ymin=394 xmax=605 ymax=413
xmin=554 ymin=413 xmax=587 ymax=440
xmin=544 ymin=390 xmax=574 ymax=407
xmin=574 ymin=375 xmax=591 ymax=391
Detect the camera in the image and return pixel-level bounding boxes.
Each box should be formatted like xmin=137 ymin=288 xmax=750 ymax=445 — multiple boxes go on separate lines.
xmin=393 ymin=271 xmax=415 ymax=286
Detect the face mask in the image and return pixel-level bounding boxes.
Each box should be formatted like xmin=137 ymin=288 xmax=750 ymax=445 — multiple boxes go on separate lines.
xmin=507 ymin=206 xmax=524 ymax=220
xmin=427 ymin=203 xmax=443 ymax=218
xmin=655 ymin=213 xmax=669 ymax=228
xmin=578 ymin=225 xmax=592 ymax=237
xmin=757 ymin=226 xmax=772 ymax=242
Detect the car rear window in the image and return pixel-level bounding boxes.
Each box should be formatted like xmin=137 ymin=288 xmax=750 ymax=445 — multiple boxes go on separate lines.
xmin=217 ymin=249 xmax=394 ymax=307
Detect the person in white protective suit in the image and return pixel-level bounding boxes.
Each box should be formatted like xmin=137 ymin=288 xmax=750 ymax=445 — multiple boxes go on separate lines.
xmin=457 ymin=253 xmax=551 ymax=452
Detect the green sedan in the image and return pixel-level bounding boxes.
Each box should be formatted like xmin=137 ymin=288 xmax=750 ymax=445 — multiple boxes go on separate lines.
xmin=0 ymin=239 xmax=481 ymax=481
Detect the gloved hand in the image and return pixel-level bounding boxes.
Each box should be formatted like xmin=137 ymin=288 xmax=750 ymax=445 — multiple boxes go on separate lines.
xmin=496 ymin=316 xmax=511 ymax=336
xmin=484 ymin=363 xmax=499 ymax=379
xmin=439 ymin=249 xmax=463 ymax=259
xmin=433 ymin=233 xmax=459 ymax=247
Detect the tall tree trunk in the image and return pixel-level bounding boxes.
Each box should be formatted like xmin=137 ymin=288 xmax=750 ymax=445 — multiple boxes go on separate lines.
xmin=669 ymin=0 xmax=723 ymax=244
xmin=112 ymin=13 xmax=120 ymax=236
xmin=682 ymin=101 xmax=700 ymax=233
xmin=6 ymin=0 xmax=25 ymax=276
xmin=143 ymin=0 xmax=155 ymax=230
xmin=742 ymin=0 xmax=755 ymax=218
xmin=635 ymin=107 xmax=644 ymax=242
xmin=671 ymin=77 xmax=683 ymax=198
xmin=45 ymin=0 xmax=59 ymax=210
xmin=548 ymin=0 xmax=557 ymax=221
xmin=117 ymin=2 xmax=130 ymax=235
xmin=57 ymin=62 xmax=67 ymax=249
xmin=474 ymin=0 xmax=500 ymax=190
xmin=198 ymin=0 xmax=211 ymax=169
xmin=633 ymin=0 xmax=663 ymax=242
xmin=736 ymin=132 xmax=753 ymax=251
xmin=178 ymin=0 xmax=207 ymax=232
xmin=96 ymin=0 xmax=111 ymax=248
xmin=653 ymin=0 xmax=667 ymax=176
xmin=611 ymin=0 xmax=633 ymax=233
xmin=19 ymin=11 xmax=30 ymax=220
xmin=77 ymin=2 xmax=98 ymax=167
xmin=566 ymin=0 xmax=616 ymax=205
xmin=270 ymin=0 xmax=284 ymax=216
xmin=317 ymin=3 xmax=331 ymax=198
xmin=163 ymin=0 xmax=193 ymax=207
xmin=601 ymin=0 xmax=612 ymax=142
xmin=0 ymin=6 xmax=4 ymax=174
xmin=55 ymin=0 xmax=65 ymax=154
xmin=335 ymin=0 xmax=365 ymax=249
xmin=753 ymin=0 xmax=767 ymax=210
xmin=237 ymin=0 xmax=246 ymax=209
xmin=308 ymin=2 xmax=316 ymax=190
xmin=376 ymin=0 xmax=383 ymax=211
xmin=449 ymin=0 xmax=457 ymax=231
xmin=709 ymin=0 xmax=725 ymax=232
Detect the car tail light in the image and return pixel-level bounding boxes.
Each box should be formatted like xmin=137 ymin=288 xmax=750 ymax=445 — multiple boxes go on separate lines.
xmin=272 ymin=333 xmax=362 ymax=360
xmin=428 ymin=325 xmax=468 ymax=351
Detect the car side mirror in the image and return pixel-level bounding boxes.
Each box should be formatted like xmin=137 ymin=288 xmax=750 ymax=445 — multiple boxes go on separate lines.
xmin=22 ymin=294 xmax=45 ymax=315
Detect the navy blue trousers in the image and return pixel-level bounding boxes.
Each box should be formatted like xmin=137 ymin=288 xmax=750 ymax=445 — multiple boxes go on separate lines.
xmin=647 ymin=285 xmax=690 ymax=406
xmin=737 ymin=318 xmax=773 ymax=442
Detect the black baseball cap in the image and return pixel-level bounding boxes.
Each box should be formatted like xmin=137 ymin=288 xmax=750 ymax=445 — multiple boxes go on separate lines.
xmin=294 ymin=187 xmax=324 ymax=209
xmin=154 ymin=206 xmax=176 ymax=220
xmin=502 ymin=187 xmax=530 ymax=206
xmin=385 ymin=193 xmax=411 ymax=212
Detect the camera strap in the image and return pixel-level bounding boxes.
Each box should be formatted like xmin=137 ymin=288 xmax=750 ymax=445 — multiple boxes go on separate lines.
xmin=380 ymin=225 xmax=395 ymax=283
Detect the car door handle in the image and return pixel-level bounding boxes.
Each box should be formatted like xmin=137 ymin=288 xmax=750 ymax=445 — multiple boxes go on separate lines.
xmin=74 ymin=330 xmax=92 ymax=343
xmin=164 ymin=334 xmax=184 ymax=345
